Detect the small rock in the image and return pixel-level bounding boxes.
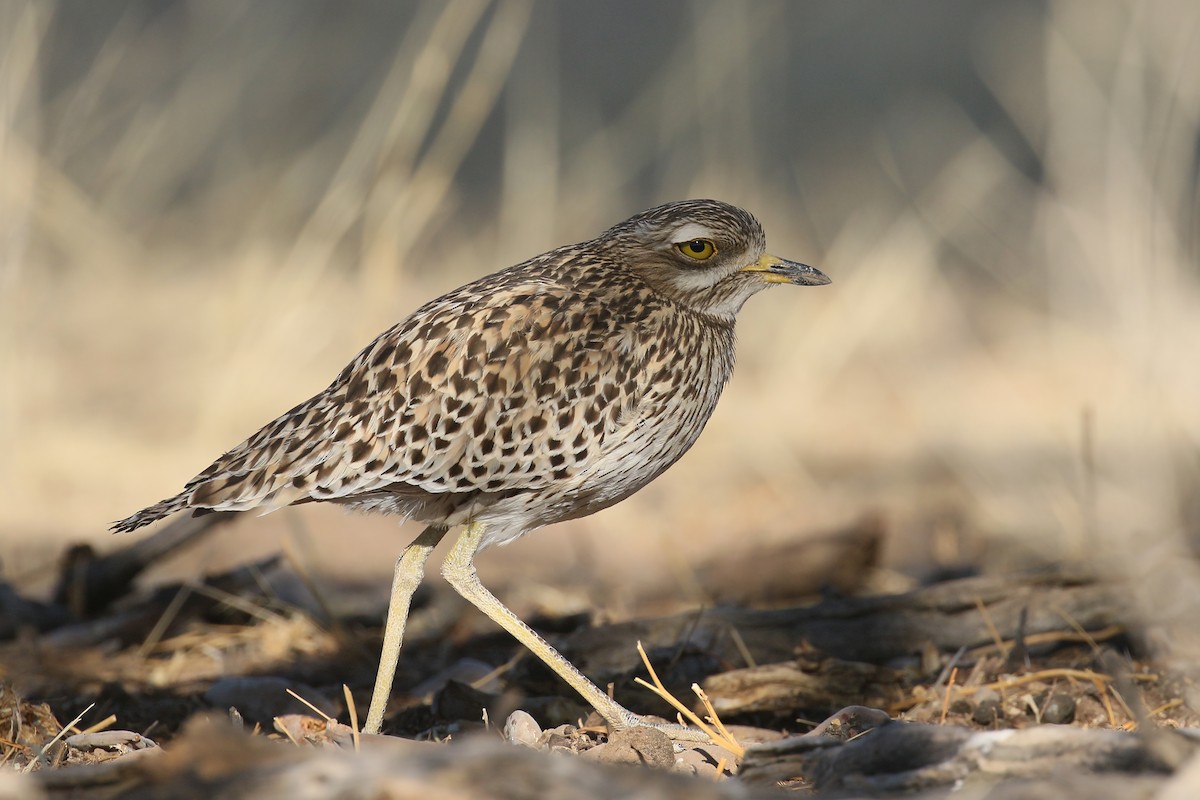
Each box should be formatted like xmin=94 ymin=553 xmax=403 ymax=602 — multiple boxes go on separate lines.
xmin=1042 ymin=693 xmax=1076 ymax=724
xmin=504 ymin=710 xmax=543 ymax=749
xmin=65 ymin=730 xmax=158 ymax=753
xmin=584 ymin=727 xmax=674 ymax=770
xmin=538 ymin=724 xmax=584 ymax=754
xmin=543 ymin=733 xmax=574 ymax=753
xmin=973 ymin=698 xmax=1002 ymax=726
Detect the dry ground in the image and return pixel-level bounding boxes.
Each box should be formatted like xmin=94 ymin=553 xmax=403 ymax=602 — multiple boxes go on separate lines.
xmin=1 ymin=522 xmax=1199 ymax=796
xmin=2 ymin=0 xmax=1199 ymax=796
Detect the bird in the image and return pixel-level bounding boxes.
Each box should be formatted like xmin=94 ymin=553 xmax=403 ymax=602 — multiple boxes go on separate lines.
xmin=112 ymin=199 xmax=830 ymax=739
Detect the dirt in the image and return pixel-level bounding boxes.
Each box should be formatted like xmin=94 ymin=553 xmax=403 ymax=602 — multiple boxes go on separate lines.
xmin=1 ymin=522 xmax=1199 ymax=796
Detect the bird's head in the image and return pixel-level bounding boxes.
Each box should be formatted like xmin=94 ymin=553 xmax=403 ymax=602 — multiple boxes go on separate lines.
xmin=602 ymin=199 xmax=829 ymax=319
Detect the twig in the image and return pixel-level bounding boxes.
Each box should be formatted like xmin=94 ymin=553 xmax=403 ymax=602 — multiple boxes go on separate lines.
xmin=275 ymin=718 xmax=302 ymax=747
xmin=1049 ymin=606 xmax=1109 ymax=657
xmin=940 ymin=667 xmax=958 ymax=724
xmin=138 ymin=584 xmax=192 ymax=657
xmin=934 ymin=646 xmax=967 ymax=687
xmin=970 ymin=624 xmax=1124 ymax=658
xmin=692 ymin=683 xmax=740 ymax=751
xmin=23 ymin=703 xmax=94 ymax=773
xmin=727 ymin=624 xmax=757 ymax=669
xmin=285 ymin=688 xmax=333 ymax=722
xmin=1108 ymin=683 xmax=1136 ymax=724
xmin=343 ymin=685 xmax=361 ymax=750
xmin=952 ymin=667 xmax=1152 ymax=697
xmin=668 ymin=606 xmax=707 ymax=670
xmin=974 ymin=596 xmax=1007 ymax=656
xmin=77 ymin=714 xmax=117 ymax=735
xmin=634 ymin=641 xmax=744 ymax=758
xmin=281 ymin=528 xmax=348 ymax=649
xmin=1096 ymin=677 xmax=1118 ymax=728
xmin=1147 ymin=699 xmax=1183 ymax=719
xmin=470 ymin=650 xmax=522 ymax=692
xmin=188 ymin=580 xmax=283 ymax=624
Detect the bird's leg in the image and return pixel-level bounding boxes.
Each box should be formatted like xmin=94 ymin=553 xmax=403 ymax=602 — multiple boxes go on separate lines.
xmin=441 ymin=521 xmax=710 ymax=742
xmin=363 ymin=524 xmax=449 ymax=735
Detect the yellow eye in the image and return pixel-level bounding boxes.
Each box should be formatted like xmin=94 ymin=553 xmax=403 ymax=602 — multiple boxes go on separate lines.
xmin=675 ymin=239 xmax=716 ymax=260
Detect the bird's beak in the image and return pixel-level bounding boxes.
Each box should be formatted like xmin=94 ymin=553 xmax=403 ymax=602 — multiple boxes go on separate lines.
xmin=740 ymin=254 xmax=830 ymax=286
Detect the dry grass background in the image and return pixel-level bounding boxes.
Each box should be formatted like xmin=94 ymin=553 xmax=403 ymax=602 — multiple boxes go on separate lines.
xmin=1 ymin=1 xmax=1198 ymax=649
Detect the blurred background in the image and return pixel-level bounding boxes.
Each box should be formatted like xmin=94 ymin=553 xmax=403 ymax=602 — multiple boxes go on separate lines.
xmin=1 ymin=1 xmax=1198 ymax=632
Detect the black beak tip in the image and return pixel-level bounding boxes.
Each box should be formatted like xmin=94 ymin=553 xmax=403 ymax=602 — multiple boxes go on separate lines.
xmin=792 ymin=263 xmax=831 ymax=286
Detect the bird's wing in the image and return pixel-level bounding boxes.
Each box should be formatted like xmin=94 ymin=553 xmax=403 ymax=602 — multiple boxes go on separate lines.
xmin=180 ymin=276 xmax=647 ymax=514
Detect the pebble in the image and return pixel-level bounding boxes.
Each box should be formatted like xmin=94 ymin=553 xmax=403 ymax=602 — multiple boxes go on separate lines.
xmin=583 ymin=727 xmax=674 ymax=770
xmin=1041 ymin=693 xmax=1076 ymax=724
xmin=538 ymin=724 xmax=581 ymax=754
xmin=503 ymin=710 xmax=543 ymax=749
xmin=973 ymin=698 xmax=1002 ymax=726
xmin=65 ymin=730 xmax=158 ymax=753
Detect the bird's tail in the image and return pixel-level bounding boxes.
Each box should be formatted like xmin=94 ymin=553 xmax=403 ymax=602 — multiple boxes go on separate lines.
xmin=111 ymin=492 xmax=191 ymax=533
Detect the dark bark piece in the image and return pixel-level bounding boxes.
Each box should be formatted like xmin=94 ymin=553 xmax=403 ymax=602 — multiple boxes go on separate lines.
xmin=39 ymin=554 xmax=281 ymax=650
xmin=564 ymin=572 xmax=1125 ymax=682
xmin=0 ymin=576 xmax=73 ymax=638
xmin=54 ymin=511 xmax=238 ymax=616
xmin=703 ymin=655 xmax=907 ymax=716
xmin=739 ymin=719 xmax=1198 ymax=794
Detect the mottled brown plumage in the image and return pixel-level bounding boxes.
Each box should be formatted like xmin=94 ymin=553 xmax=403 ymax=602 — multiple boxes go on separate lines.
xmin=113 ymin=199 xmax=829 ymax=737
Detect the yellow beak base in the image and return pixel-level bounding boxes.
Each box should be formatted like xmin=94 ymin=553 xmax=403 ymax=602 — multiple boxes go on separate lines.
xmin=740 ymin=254 xmax=830 ymax=286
